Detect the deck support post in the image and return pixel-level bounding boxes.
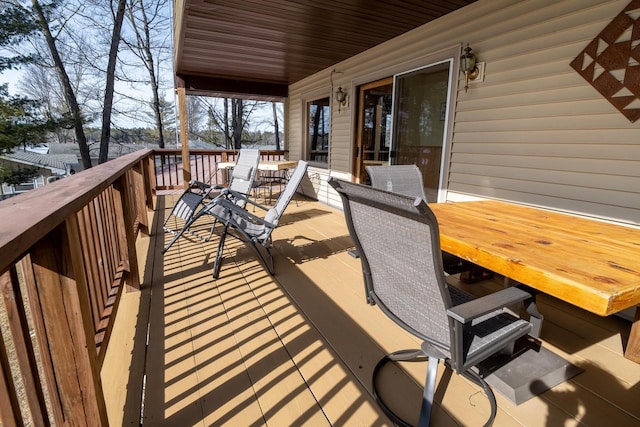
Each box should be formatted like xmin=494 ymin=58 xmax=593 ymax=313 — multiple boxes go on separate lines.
xmin=176 ymin=84 xmax=191 ymax=187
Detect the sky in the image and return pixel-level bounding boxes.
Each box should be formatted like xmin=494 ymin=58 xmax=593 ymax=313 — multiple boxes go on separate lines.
xmin=0 ymin=69 xmax=23 ymax=95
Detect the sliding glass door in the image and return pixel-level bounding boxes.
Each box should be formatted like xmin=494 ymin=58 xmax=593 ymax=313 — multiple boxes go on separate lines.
xmin=392 ymin=60 xmax=452 ymax=202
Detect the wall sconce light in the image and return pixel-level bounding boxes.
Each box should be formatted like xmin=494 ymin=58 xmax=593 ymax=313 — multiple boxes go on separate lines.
xmin=460 ymin=44 xmax=480 ymax=92
xmin=335 ymin=86 xmax=347 ymax=111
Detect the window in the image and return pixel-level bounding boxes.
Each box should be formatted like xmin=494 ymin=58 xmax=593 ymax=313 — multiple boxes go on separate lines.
xmin=307 ymin=97 xmax=330 ymax=166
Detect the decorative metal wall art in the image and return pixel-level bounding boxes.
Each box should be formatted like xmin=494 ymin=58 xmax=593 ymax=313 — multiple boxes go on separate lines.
xmin=570 ymin=0 xmax=640 ymax=122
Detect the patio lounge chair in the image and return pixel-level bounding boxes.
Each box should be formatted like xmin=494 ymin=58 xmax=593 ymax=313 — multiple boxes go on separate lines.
xmin=365 ymin=164 xmax=474 ymax=276
xmin=162 ymin=149 xmax=260 ymax=251
xmin=329 ymin=178 xmax=533 ymax=427
xmin=204 ymin=160 xmax=308 ymax=278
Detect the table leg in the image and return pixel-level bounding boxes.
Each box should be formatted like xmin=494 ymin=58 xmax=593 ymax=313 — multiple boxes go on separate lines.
xmin=505 ymin=279 xmax=545 ymax=339
xmin=624 ymin=306 xmax=640 ymax=363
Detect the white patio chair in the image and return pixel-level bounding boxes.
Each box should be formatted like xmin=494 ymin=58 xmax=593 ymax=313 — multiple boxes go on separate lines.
xmin=194 ymin=160 xmax=308 ymax=278
xmin=162 ymin=149 xmax=260 ymax=252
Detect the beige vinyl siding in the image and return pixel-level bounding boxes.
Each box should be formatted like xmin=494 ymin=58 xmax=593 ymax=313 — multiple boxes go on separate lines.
xmin=328 ymin=116 xmax=352 ymax=171
xmin=449 ymin=0 xmax=639 ymax=225
xmin=286 ymin=93 xmax=303 ymax=161
xmin=288 ymin=0 xmax=640 ymax=224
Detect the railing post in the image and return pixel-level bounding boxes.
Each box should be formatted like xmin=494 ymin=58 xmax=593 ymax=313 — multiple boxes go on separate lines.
xmin=132 ymin=162 xmax=150 ymax=236
xmin=143 ymin=155 xmax=155 ymax=210
xmin=114 ymin=174 xmax=141 ymax=291
xmin=23 ymin=220 xmax=108 ymax=426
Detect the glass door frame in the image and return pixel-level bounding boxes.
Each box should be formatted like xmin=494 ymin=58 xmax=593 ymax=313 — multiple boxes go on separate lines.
xmin=390 ymin=57 xmax=456 ymax=203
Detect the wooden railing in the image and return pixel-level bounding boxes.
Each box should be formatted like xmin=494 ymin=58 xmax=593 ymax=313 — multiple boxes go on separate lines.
xmin=153 ymin=149 xmax=288 ymax=190
xmin=0 ymin=150 xmax=154 ymax=426
xmin=0 ymin=148 xmax=288 ymax=426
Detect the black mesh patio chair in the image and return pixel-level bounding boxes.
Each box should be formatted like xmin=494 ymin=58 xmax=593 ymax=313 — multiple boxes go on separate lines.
xmin=162 ymin=149 xmax=260 ymax=251
xmin=203 ymin=160 xmax=308 ymax=278
xmin=365 ymin=164 xmax=472 ymax=275
xmin=329 ymin=178 xmax=533 ymax=427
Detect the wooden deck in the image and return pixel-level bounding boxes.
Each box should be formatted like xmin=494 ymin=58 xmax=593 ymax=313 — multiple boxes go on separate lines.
xmin=102 ymin=192 xmax=640 ymax=426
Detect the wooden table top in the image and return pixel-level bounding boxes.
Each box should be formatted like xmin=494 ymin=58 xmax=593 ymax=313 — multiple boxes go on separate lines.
xmin=429 ymin=200 xmax=640 ymax=316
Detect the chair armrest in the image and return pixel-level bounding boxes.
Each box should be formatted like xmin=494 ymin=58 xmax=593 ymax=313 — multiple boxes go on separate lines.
xmin=447 ymin=286 xmax=531 ymax=324
xmin=189 ymin=180 xmax=224 ymax=193
xmin=213 ymin=198 xmax=277 ymax=229
xmin=225 ymin=188 xmax=270 ymax=212
xmin=189 ymin=179 xmax=209 ymax=188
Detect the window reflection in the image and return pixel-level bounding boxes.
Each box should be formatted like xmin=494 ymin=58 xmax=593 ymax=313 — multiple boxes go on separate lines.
xmin=307 ymin=97 xmax=330 ymax=166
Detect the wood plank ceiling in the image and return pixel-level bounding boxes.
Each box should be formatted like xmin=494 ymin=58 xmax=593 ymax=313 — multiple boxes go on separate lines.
xmin=173 ymin=0 xmax=476 ymax=100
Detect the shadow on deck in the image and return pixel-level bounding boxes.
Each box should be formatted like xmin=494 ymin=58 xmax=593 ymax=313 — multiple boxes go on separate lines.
xmin=101 ymin=194 xmax=640 ymax=427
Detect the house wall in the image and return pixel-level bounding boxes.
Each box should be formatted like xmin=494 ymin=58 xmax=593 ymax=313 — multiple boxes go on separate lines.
xmin=286 ymin=0 xmax=640 ymax=226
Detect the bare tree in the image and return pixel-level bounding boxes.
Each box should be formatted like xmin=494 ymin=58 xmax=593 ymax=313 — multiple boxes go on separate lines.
xmin=124 ymin=0 xmax=170 ymax=148
xmin=9 ymin=0 xmax=135 ymax=167
xmin=98 ymin=0 xmax=127 ymax=164
xmin=19 ymin=64 xmax=72 ymax=143
xmin=186 ymin=95 xmax=204 ymax=136
xmin=31 ymin=0 xmax=92 ymax=168
xmin=232 ymin=99 xmax=248 ymax=149
xmin=20 ymin=64 xmax=64 ymax=118
xmin=223 ymin=98 xmax=230 ymax=147
xmin=195 ymin=96 xmax=271 ymax=148
xmin=272 ymin=101 xmax=280 ymax=150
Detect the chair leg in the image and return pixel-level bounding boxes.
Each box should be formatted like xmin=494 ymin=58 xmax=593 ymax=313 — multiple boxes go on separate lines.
xmin=162 ymin=207 xmax=207 ymax=253
xmin=162 ymin=209 xmax=174 ymax=230
xmin=249 ymin=241 xmax=275 ymax=275
xmin=162 ymin=213 xmax=195 ymax=253
xmin=261 ymin=245 xmax=274 ymax=275
xmin=206 ymin=218 xmax=219 ymax=242
xmin=418 ymin=356 xmax=441 ymax=427
xmin=212 ymin=225 xmax=229 ymax=279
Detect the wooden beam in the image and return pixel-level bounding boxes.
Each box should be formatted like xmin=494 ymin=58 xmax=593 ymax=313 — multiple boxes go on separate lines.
xmin=176 ymin=73 xmax=287 ymax=101
xmin=176 ymin=86 xmax=191 ymax=187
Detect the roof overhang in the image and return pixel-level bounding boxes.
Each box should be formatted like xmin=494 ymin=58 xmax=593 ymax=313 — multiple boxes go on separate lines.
xmin=173 ymin=0 xmax=476 ymax=100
